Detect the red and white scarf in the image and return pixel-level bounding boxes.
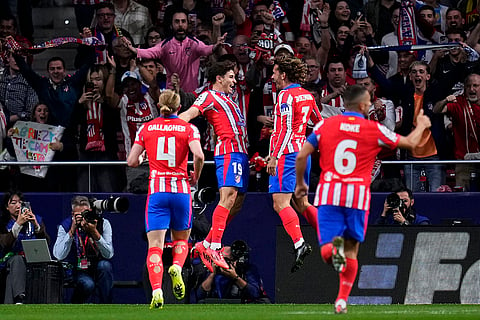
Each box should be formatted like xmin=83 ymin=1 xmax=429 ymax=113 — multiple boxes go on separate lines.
xmin=398 ymin=0 xmax=417 ymax=46
xmin=85 ymin=101 xmax=105 ymax=152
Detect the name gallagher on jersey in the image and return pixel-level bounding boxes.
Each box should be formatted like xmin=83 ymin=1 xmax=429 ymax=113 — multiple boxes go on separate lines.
xmin=147 ymin=124 xmax=186 ymax=132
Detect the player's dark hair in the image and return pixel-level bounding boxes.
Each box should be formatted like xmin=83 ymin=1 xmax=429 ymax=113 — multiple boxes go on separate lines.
xmin=343 ymin=84 xmax=368 ymax=110
xmin=158 ymin=89 xmax=180 ymax=116
xmin=207 ymin=61 xmax=235 ymax=84
xmin=274 ymin=55 xmax=308 ymax=85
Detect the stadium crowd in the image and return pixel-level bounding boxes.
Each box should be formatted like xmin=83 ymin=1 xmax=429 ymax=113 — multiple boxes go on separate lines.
xmin=1 ymin=0 xmax=480 ymax=194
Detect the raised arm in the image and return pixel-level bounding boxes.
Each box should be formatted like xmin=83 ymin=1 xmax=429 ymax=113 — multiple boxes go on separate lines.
xmin=105 ymin=55 xmax=121 ymax=108
xmin=179 ymin=107 xmax=201 ymax=122
xmin=433 ymin=95 xmax=456 ymax=114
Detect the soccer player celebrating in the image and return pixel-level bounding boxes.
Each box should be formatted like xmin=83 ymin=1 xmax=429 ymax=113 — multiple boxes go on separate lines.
xmin=127 ymin=90 xmax=204 ymax=309
xmin=295 ymin=85 xmax=431 ymax=313
xmin=180 ymin=61 xmax=248 ymax=271
xmin=266 ymin=55 xmax=323 ymax=273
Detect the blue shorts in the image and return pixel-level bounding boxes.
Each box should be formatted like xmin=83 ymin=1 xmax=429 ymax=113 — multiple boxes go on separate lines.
xmin=145 ymin=192 xmax=192 ymax=232
xmin=269 ymin=153 xmax=311 ymax=193
xmin=317 ymin=205 xmax=368 ymax=245
xmin=215 ymin=153 xmax=249 ymax=193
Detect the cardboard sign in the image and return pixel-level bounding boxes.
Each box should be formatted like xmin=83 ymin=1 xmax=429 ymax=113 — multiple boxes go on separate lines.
xmin=10 ymin=121 xmax=64 ymax=178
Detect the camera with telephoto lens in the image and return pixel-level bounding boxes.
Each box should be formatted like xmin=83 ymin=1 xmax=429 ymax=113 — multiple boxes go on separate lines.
xmin=230 ymin=240 xmax=249 ymax=273
xmin=81 ymin=196 xmax=129 ymax=223
xmin=386 ymin=192 xmax=406 ymax=216
xmin=192 ymin=187 xmax=216 ymax=206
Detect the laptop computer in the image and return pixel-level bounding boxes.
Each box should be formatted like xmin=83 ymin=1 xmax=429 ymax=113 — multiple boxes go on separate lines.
xmin=21 ymin=239 xmax=55 ymax=263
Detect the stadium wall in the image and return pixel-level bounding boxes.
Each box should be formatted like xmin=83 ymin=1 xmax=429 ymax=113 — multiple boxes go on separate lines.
xmin=3 ymin=192 xmax=480 ymax=304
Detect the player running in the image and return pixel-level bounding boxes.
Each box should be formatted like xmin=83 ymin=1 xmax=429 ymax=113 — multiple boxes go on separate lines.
xmin=295 ymin=85 xmax=431 ymax=313
xmin=266 ymin=55 xmax=323 ymax=273
xmin=180 ymin=61 xmax=249 ymax=272
xmin=127 ymin=90 xmax=204 ymax=309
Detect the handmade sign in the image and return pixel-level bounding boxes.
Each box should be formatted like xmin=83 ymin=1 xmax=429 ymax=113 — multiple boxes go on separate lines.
xmin=10 ymin=121 xmax=64 ymax=178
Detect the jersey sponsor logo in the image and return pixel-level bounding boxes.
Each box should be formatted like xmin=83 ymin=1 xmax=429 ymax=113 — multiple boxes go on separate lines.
xmin=148 ymin=124 xmax=186 ymax=132
xmin=126 ymin=114 xmax=155 ymax=123
xmin=377 ymin=123 xmax=398 ymax=142
xmin=295 ymin=94 xmax=314 ymax=103
xmin=339 ymin=122 xmax=360 ymax=133
xmin=193 ymin=91 xmax=209 ymax=106
xmin=280 ymin=103 xmax=290 ymax=113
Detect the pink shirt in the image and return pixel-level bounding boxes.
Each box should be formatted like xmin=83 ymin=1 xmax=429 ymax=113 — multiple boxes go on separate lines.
xmin=136 ymin=36 xmax=214 ymax=92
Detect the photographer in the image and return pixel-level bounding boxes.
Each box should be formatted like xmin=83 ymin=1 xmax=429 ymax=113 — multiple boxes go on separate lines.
xmin=376 ymin=188 xmax=431 ymax=225
xmin=53 ymin=196 xmax=114 ymax=303
xmin=193 ymin=240 xmax=270 ymax=304
xmin=0 ymin=190 xmax=49 ymax=304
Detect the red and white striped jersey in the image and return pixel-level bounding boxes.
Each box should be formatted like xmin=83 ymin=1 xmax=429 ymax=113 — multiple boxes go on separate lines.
xmin=192 ymin=90 xmax=248 ymax=156
xmin=134 ymin=116 xmax=201 ymax=194
xmin=269 ymin=84 xmax=322 ymax=158
xmin=321 ymin=84 xmax=345 ymax=111
xmin=308 ymin=112 xmax=400 ymax=210
xmin=119 ymin=93 xmax=158 ymax=154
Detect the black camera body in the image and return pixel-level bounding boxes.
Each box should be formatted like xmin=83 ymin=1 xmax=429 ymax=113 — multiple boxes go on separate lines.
xmin=386 ymin=192 xmax=406 ymax=216
xmin=81 ymin=196 xmax=129 ymax=223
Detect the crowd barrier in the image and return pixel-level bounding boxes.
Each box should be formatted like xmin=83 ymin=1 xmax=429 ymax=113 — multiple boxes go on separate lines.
xmin=1 ymin=191 xmax=479 ymax=303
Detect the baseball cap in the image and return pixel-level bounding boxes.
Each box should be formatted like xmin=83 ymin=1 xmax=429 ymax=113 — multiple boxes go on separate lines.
xmin=274 ymin=43 xmax=294 ymax=56
xmin=121 ymin=70 xmax=141 ymax=83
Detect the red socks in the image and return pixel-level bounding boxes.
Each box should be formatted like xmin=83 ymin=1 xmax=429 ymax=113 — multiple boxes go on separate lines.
xmin=172 ymin=240 xmax=188 ymax=267
xmin=211 ymin=205 xmax=230 ymax=244
xmin=204 ymin=211 xmax=235 ymax=244
xmin=147 ymin=247 xmax=164 ymax=291
xmin=337 ymin=258 xmax=358 ymax=302
xmin=321 ymin=243 xmax=333 ymax=264
xmin=278 ymin=207 xmax=303 ymax=244
xmin=301 ymin=205 xmax=318 ymax=231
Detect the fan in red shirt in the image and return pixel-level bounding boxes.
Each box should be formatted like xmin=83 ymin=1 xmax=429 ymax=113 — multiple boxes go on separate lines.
xmin=127 ymin=90 xmax=204 ymax=309
xmin=295 ymin=85 xmax=431 ymax=314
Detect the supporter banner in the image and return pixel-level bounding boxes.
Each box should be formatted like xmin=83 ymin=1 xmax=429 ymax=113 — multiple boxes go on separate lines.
xmin=10 ymin=121 xmax=64 ymax=178
xmin=368 ymin=43 xmax=460 ymax=51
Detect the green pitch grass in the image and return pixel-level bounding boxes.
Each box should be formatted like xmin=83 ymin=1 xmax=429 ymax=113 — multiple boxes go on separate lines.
xmin=1 ymin=304 xmax=479 ymax=320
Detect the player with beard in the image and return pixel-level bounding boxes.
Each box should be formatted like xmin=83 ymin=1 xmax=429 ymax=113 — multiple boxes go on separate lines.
xmin=295 ymin=85 xmax=431 ymax=313
xmin=434 ymin=73 xmax=480 ymax=188
xmin=266 ymin=56 xmax=322 ymax=273
xmin=123 ymin=8 xmax=226 ymax=92
xmin=180 ymin=62 xmax=248 ymax=272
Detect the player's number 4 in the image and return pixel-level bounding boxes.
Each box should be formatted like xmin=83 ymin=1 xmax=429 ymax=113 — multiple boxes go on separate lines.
xmin=334 ymin=139 xmax=357 ymax=175
xmin=156 ymin=136 xmax=176 ymax=167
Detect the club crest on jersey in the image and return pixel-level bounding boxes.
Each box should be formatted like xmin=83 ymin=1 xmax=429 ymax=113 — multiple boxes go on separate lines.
xmin=139 ymin=101 xmax=148 ymax=110
xmin=324 ymin=171 xmax=333 ymax=182
xmin=280 ymin=103 xmax=290 ymax=113
xmin=235 ymin=174 xmax=241 ymax=183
